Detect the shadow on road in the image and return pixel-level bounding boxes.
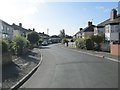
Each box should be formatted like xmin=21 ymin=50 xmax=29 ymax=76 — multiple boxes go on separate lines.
xmin=39 ymin=46 xmax=51 ymax=49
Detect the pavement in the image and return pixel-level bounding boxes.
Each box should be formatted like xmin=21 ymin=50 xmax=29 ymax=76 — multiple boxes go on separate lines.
xmin=20 ymin=44 xmax=118 ymax=88
xmin=67 ymin=42 xmax=120 ymax=63
xmin=10 ymin=48 xmax=42 ymax=90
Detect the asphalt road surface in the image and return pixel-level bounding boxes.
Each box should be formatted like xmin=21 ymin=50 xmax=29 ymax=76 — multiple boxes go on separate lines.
xmin=21 ymin=44 xmax=118 ymax=88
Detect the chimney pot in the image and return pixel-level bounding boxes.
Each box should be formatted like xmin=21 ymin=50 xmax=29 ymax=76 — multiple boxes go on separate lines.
xmin=80 ymin=28 xmax=83 ymax=31
xmin=33 ymin=28 xmax=35 ymax=31
xmin=19 ymin=23 xmax=22 ymax=27
xmin=88 ymin=21 xmax=92 ymax=26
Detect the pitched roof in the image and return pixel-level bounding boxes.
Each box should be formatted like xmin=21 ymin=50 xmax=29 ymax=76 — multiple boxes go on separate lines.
xmin=11 ymin=23 xmax=32 ymax=33
xmin=39 ymin=32 xmax=49 ymax=37
xmin=51 ymin=35 xmax=60 ymax=38
xmin=83 ymin=25 xmax=95 ymax=32
xmin=97 ymin=19 xmax=110 ymax=27
xmin=97 ymin=16 xmax=120 ymax=27
xmin=1 ymin=20 xmax=13 ymax=27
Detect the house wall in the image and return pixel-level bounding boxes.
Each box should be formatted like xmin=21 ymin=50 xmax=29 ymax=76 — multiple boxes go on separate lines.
xmin=1 ymin=21 xmax=13 ymax=39
xmin=94 ymin=27 xmax=98 ymax=35
xmin=105 ymin=24 xmax=120 ymax=41
xmin=83 ymin=32 xmax=94 ymax=38
xmin=105 ymin=25 xmax=111 ymax=41
xmin=76 ymin=33 xmax=82 ymax=38
xmin=0 ymin=20 xmax=2 ymax=40
xmin=110 ymin=33 xmax=119 ymax=41
xmin=94 ymin=27 xmax=105 ymax=35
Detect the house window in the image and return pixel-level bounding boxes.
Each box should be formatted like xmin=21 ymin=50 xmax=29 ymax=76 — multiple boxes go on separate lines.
xmin=2 ymin=34 xmax=8 ymax=38
xmin=7 ymin=27 xmax=9 ymax=30
xmin=115 ymin=25 xmax=119 ymax=32
xmin=1 ymin=25 xmax=3 ymax=30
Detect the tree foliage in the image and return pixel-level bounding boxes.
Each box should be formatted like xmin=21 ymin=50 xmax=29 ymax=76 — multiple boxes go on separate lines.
xmin=85 ymin=38 xmax=94 ymax=50
xmin=90 ymin=34 xmax=104 ymax=51
xmin=27 ymin=32 xmax=39 ymax=45
xmin=12 ymin=35 xmax=29 ymax=56
xmin=2 ymin=40 xmax=8 ymax=53
xmin=75 ymin=38 xmax=85 ymax=49
xmin=59 ymin=29 xmax=65 ymax=40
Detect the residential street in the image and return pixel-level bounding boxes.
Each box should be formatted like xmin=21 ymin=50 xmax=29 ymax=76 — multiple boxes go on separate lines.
xmin=20 ymin=44 xmax=118 ymax=88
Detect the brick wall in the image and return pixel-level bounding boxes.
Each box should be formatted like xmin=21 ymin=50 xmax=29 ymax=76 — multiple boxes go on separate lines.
xmin=110 ymin=42 xmax=120 ymax=56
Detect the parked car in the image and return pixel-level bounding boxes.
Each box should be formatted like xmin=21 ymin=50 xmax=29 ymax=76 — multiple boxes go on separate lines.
xmin=42 ymin=41 xmax=48 ymax=46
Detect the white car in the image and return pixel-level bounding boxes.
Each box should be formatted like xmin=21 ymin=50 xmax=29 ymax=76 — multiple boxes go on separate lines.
xmin=42 ymin=41 xmax=48 ymax=46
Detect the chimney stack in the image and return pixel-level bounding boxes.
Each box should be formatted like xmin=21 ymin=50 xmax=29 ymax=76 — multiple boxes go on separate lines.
xmin=110 ymin=9 xmax=117 ymax=21
xmin=88 ymin=21 xmax=92 ymax=26
xmin=19 ymin=23 xmax=22 ymax=27
xmin=33 ymin=28 xmax=35 ymax=31
xmin=80 ymin=28 xmax=83 ymax=31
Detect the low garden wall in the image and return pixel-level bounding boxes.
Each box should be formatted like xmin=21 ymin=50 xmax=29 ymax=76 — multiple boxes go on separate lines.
xmin=110 ymin=42 xmax=120 ymax=56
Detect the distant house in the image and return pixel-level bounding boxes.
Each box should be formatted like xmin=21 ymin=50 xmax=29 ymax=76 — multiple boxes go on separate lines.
xmin=94 ymin=9 xmax=120 ymax=42
xmin=11 ymin=23 xmax=32 ymax=37
xmin=50 ymin=35 xmax=61 ymax=43
xmin=82 ymin=21 xmax=95 ymax=39
xmin=74 ymin=22 xmax=95 ymax=39
xmin=0 ymin=19 xmax=14 ymax=40
xmin=38 ymin=32 xmax=50 ymax=42
xmin=73 ymin=28 xmax=83 ymax=39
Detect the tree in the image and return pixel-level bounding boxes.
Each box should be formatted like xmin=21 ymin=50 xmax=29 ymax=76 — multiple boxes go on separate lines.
xmin=99 ymin=33 xmax=105 ymax=42
xmin=85 ymin=38 xmax=94 ymax=50
xmin=59 ymin=29 xmax=65 ymax=40
xmin=91 ymin=35 xmax=103 ymax=51
xmin=27 ymin=32 xmax=39 ymax=45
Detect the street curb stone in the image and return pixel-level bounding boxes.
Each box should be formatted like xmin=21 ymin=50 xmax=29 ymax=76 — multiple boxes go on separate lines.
xmin=10 ymin=52 xmax=43 ymax=90
xmin=61 ymin=44 xmax=120 ymax=63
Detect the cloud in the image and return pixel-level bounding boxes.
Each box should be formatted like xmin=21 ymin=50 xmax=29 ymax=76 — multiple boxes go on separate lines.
xmin=0 ymin=0 xmax=44 ymax=24
xmin=96 ymin=6 xmax=110 ymax=12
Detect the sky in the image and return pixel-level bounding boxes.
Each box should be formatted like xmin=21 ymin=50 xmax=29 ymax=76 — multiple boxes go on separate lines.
xmin=0 ymin=0 xmax=119 ymax=36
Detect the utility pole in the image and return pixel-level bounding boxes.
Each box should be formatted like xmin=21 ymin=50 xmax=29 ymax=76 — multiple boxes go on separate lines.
xmin=47 ymin=28 xmax=49 ymax=35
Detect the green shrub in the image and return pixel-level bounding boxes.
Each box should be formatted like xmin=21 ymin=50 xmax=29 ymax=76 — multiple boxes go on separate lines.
xmin=12 ymin=35 xmax=29 ymax=56
xmin=75 ymin=38 xmax=85 ymax=49
xmin=2 ymin=40 xmax=8 ymax=53
xmin=90 ymin=35 xmax=103 ymax=51
xmin=93 ymin=43 xmax=99 ymax=51
xmin=70 ymin=39 xmax=74 ymax=42
xmin=85 ymin=38 xmax=94 ymax=50
xmin=27 ymin=32 xmax=39 ymax=45
xmin=62 ymin=38 xmax=69 ymax=44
